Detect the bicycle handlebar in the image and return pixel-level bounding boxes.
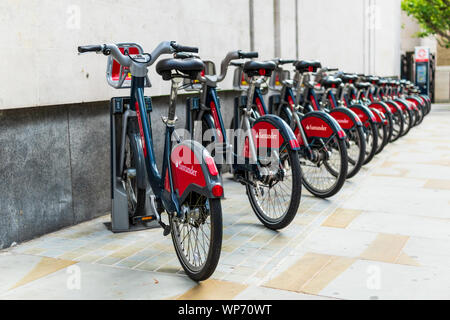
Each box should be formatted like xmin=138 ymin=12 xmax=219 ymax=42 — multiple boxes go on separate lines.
xmin=78 ymin=45 xmax=104 ymax=53
xmin=272 ymin=58 xmax=296 ymax=66
xmin=318 ymin=67 xmax=339 ymax=73
xmin=78 ymin=41 xmax=199 ymax=69
xmin=238 ymin=51 xmax=258 ymax=59
xmin=214 ymin=50 xmax=259 ymax=83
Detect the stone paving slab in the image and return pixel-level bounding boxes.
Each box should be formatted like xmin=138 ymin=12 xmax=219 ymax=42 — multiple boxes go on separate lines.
xmin=0 ymin=104 xmax=449 ymax=300
xmin=0 ymin=259 xmax=195 ymax=300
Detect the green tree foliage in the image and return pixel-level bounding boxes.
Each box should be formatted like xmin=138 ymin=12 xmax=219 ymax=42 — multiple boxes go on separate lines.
xmin=401 ymin=0 xmax=450 ymax=48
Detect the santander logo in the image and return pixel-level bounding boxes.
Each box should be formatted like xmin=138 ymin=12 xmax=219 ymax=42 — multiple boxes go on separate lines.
xmin=255 ymin=132 xmax=278 ymax=140
xmin=175 ymin=161 xmax=198 ymax=177
xmin=336 ymin=118 xmax=349 ymax=124
xmin=306 ymin=124 xmax=328 ymax=131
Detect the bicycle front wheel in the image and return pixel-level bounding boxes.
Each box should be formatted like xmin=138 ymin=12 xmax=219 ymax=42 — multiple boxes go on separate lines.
xmin=170 ymin=194 xmax=222 ymax=281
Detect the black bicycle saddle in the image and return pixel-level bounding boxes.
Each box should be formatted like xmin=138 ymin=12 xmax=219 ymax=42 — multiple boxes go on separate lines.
xmin=321 ymin=76 xmax=342 ymax=88
xmin=243 ymin=60 xmax=276 ymax=77
xmin=294 ymin=60 xmax=322 ymax=73
xmin=156 ymin=58 xmax=205 ymax=80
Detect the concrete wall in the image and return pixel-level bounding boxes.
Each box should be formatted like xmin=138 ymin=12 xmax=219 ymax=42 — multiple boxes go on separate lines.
xmin=0 ymin=92 xmax=237 ymax=249
xmin=298 ymin=0 xmax=365 ymax=74
xmin=0 ymin=102 xmax=109 ymax=248
xmin=298 ymin=0 xmax=401 ymax=76
xmin=0 ymin=0 xmax=405 ymax=111
xmin=0 ymin=0 xmax=250 ymax=110
xmin=435 ymin=67 xmax=450 ymax=102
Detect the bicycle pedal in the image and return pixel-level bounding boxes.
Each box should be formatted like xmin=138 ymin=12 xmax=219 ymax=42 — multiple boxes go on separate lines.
xmin=132 ymin=215 xmax=156 ymax=224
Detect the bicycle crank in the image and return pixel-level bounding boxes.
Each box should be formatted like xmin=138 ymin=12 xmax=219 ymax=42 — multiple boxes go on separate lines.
xmin=150 ymin=195 xmax=171 ymax=236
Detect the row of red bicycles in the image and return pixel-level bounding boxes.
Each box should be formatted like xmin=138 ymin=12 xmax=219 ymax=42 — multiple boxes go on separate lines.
xmin=79 ymin=42 xmax=430 ymax=281
xmin=249 ymin=59 xmax=432 ymax=198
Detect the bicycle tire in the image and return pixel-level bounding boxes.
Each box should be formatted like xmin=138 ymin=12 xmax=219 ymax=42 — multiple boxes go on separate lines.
xmin=362 ymin=121 xmax=378 ymax=165
xmin=346 ymin=125 xmax=366 ymax=179
xmin=124 ymin=133 xmax=146 ymax=217
xmin=375 ymin=120 xmax=388 ymax=155
xmin=388 ymin=103 xmax=404 ymax=142
xmin=246 ymin=147 xmax=302 ymax=230
xmin=170 ymin=196 xmax=222 ymax=281
xmin=384 ymin=111 xmax=394 ymax=143
xmin=301 ymin=136 xmax=348 ymax=198
xmin=400 ymin=107 xmax=413 ymax=136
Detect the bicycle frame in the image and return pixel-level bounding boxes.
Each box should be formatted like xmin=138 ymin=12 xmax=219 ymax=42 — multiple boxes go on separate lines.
xmin=186 ymin=72 xmax=300 ymax=174
xmin=271 ymin=82 xmax=322 ymax=149
xmin=289 ymin=72 xmax=349 ymax=137
xmin=123 ymin=76 xmax=181 ymax=215
xmin=188 ymin=82 xmax=268 ymax=168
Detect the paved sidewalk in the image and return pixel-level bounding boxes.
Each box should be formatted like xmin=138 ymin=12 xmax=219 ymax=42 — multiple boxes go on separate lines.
xmin=1 ymin=104 xmax=449 ymax=300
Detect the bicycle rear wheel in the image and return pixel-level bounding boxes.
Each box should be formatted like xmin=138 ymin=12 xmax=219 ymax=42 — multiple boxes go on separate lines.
xmin=384 ymin=111 xmax=394 ymax=143
xmin=412 ymin=99 xmax=425 ymax=126
xmin=246 ymin=144 xmax=302 ymax=230
xmin=375 ymin=120 xmax=388 ymax=155
xmin=170 ymin=194 xmax=222 ymax=281
xmin=401 ymin=107 xmax=413 ymax=136
xmin=123 ymin=132 xmax=146 ymax=218
xmin=301 ymin=135 xmax=348 ymax=198
xmin=389 ymin=104 xmax=404 ymax=142
xmin=362 ymin=121 xmax=378 ymax=165
xmin=345 ymin=126 xmax=366 ymax=179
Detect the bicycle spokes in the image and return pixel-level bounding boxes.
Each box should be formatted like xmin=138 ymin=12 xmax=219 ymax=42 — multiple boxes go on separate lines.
xmin=248 ymin=151 xmax=293 ymax=220
xmin=171 ymin=194 xmax=213 ymax=270
xmin=301 ymin=135 xmax=345 ymax=194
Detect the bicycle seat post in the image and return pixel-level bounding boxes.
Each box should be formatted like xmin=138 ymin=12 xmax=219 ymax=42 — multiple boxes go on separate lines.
xmin=166 ymin=77 xmax=182 ymax=126
xmin=245 ymin=79 xmax=256 ymax=113
xmin=293 ymin=71 xmax=304 ymax=107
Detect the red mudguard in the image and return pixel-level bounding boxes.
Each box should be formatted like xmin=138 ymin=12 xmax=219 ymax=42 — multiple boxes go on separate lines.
xmin=385 ymin=100 xmax=403 ymax=114
xmin=242 ymin=114 xmax=300 ymax=157
xmin=328 ymin=107 xmax=362 ymax=130
xmin=348 ymin=104 xmax=377 ymax=128
xmin=394 ymin=98 xmax=414 ymax=112
xmin=166 ymin=140 xmax=223 ymax=202
xmin=296 ymin=111 xmax=346 ymax=144
xmin=368 ymin=102 xmax=391 ymax=125
xmin=370 ymin=108 xmax=387 ymax=125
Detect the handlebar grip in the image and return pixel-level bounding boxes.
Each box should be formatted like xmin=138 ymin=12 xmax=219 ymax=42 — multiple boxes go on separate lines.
xmin=171 ymin=42 xmax=199 ymax=53
xmin=279 ymin=59 xmax=296 ymax=64
xmin=238 ymin=51 xmax=258 ymax=59
xmin=78 ymin=45 xmax=103 ymax=53
xmin=177 ymin=45 xmax=199 ymax=53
